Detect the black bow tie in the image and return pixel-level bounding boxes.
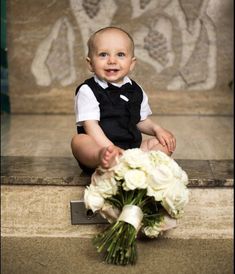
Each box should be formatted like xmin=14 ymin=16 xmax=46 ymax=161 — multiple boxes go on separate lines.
xmin=106 ymin=82 xmax=131 ymax=91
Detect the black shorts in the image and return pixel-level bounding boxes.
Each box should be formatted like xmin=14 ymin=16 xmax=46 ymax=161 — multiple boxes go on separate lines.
xmin=78 ymin=161 xmax=96 ymax=175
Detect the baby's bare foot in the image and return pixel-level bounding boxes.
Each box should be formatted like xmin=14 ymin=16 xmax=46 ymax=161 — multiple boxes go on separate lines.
xmin=99 ymin=145 xmax=121 ymax=169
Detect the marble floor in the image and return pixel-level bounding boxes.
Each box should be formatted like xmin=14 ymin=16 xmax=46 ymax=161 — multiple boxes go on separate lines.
xmin=1 ymin=113 xmax=233 ymax=160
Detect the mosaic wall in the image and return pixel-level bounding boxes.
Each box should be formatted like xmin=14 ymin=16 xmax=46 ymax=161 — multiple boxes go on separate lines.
xmin=7 ymin=0 xmax=233 ymax=113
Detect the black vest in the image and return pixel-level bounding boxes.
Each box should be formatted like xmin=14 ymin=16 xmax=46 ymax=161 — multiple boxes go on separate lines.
xmin=75 ymin=77 xmax=143 ymax=149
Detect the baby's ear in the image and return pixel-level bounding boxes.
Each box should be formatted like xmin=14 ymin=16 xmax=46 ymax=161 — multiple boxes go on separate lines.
xmin=130 ymin=57 xmax=136 ymax=72
xmin=86 ymin=57 xmax=94 ymax=72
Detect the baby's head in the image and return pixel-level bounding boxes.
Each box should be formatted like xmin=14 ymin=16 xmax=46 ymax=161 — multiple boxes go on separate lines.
xmin=87 ymin=27 xmax=135 ymax=58
xmin=86 ymin=27 xmax=136 ymax=84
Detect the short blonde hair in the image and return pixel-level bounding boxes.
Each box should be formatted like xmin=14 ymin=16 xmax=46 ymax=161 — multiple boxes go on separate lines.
xmin=87 ymin=26 xmax=135 ymax=58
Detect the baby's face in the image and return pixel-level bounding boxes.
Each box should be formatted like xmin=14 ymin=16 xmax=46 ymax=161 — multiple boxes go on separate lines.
xmin=87 ymin=29 xmax=136 ymax=84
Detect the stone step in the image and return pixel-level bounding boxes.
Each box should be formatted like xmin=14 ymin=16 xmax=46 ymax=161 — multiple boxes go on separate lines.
xmin=1 ymin=156 xmax=233 ymax=187
xmin=1 ymin=185 xmax=233 ymax=239
xmin=1 ymin=155 xmax=233 ymax=239
xmin=1 ymin=156 xmax=233 ymax=273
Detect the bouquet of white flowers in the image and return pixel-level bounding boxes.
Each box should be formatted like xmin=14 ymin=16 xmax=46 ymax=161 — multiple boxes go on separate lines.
xmin=84 ymin=149 xmax=189 ymax=265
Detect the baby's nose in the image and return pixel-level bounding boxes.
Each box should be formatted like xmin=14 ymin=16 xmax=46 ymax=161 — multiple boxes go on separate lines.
xmin=107 ymin=56 xmax=116 ymax=64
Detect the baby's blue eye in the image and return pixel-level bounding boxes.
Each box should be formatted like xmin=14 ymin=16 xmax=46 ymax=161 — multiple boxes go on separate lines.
xmin=117 ymin=52 xmax=125 ymax=57
xmin=99 ymin=52 xmax=107 ymax=57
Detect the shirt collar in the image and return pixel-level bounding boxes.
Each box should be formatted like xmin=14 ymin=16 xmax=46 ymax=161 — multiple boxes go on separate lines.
xmin=93 ymin=75 xmax=132 ymax=89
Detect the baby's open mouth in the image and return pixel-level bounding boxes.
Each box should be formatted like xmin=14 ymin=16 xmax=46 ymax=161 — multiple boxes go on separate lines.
xmin=105 ymin=69 xmax=119 ymax=72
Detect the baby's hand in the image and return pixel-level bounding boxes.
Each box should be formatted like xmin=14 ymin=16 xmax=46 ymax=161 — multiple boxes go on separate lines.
xmin=155 ymin=127 xmax=176 ymax=152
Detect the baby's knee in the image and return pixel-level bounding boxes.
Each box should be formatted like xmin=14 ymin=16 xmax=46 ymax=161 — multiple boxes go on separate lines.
xmin=163 ymin=147 xmax=172 ymax=156
xmin=150 ymin=140 xmax=172 ymax=156
xmin=156 ymin=143 xmax=172 ymax=156
xmin=71 ymin=134 xmax=78 ymax=146
xmin=71 ymin=133 xmax=86 ymax=149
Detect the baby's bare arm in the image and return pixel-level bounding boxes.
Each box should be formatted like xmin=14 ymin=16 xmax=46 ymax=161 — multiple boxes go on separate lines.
xmin=137 ymin=118 xmax=176 ymax=152
xmin=137 ymin=118 xmax=161 ymax=135
xmin=83 ymin=120 xmax=113 ymax=147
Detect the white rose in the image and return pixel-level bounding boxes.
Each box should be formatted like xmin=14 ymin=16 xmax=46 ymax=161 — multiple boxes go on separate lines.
xmin=91 ymin=170 xmax=118 ymax=198
xmin=147 ymin=186 xmax=164 ymax=201
xmin=151 ymin=164 xmax=174 ymax=185
xmin=97 ymin=177 xmax=118 ymax=198
xmin=148 ymin=150 xmax=171 ymax=167
xmin=113 ymin=162 xmax=130 ymax=181
xmin=180 ymin=170 xmax=189 ymax=185
xmin=161 ymin=180 xmax=189 ymax=218
xmin=121 ymin=149 xmax=150 ymax=169
xmin=123 ymin=169 xmax=147 ymax=191
xmin=147 ymin=165 xmax=174 ymax=201
xmin=143 ymin=222 xmax=162 ymax=238
xmin=167 ymin=159 xmax=189 ymax=185
xmin=84 ymin=185 xmax=104 ymax=212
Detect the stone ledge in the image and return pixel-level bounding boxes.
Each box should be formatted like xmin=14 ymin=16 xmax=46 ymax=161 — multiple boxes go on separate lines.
xmin=1 ymin=186 xmax=233 ymax=239
xmin=1 ymin=156 xmax=233 ymax=187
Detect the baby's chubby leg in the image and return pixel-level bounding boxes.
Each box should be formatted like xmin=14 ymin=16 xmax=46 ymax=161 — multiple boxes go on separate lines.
xmin=140 ymin=138 xmax=173 ymax=156
xmin=71 ymin=134 xmax=122 ymax=169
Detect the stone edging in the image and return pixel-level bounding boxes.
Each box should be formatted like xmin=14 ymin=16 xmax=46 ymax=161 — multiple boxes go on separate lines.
xmin=1 ymin=156 xmax=233 ymax=187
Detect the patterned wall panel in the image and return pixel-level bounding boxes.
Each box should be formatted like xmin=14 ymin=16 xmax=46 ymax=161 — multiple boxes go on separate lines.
xmin=7 ymin=0 xmax=233 ymax=114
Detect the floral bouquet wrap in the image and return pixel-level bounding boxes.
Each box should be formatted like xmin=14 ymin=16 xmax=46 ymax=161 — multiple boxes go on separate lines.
xmin=84 ymin=149 xmax=189 ymax=265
